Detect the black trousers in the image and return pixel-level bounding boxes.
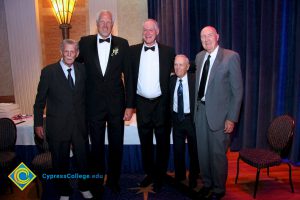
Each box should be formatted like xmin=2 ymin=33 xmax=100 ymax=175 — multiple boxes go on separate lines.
xmin=48 ymin=128 xmax=90 ymax=196
xmin=172 ymin=112 xmax=199 ymax=181
xmin=87 ymin=109 xmax=124 ymax=187
xmin=136 ymin=95 xmax=171 ymax=181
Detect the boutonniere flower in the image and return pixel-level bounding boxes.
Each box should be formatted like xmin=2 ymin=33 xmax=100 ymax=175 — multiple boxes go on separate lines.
xmin=111 ymin=47 xmax=119 ymax=56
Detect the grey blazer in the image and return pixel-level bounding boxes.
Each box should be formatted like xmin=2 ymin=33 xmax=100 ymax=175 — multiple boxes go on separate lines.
xmin=194 ymin=47 xmax=243 ymax=131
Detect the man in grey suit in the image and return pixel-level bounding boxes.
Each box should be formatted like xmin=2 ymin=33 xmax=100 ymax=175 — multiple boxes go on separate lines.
xmin=194 ymin=26 xmax=243 ymax=200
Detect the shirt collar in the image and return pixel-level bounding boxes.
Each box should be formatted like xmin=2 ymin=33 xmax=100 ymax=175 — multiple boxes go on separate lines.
xmin=97 ymin=34 xmax=112 ymax=41
xmin=60 ymin=59 xmax=74 ymax=72
xmin=206 ymin=45 xmax=219 ymax=60
xmin=177 ymin=73 xmax=188 ymax=83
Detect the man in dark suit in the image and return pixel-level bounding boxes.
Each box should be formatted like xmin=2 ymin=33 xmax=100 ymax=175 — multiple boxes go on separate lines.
xmin=34 ymin=39 xmax=92 ymax=200
xmin=194 ymin=26 xmax=243 ymax=200
xmin=130 ymin=19 xmax=175 ymax=190
xmin=76 ymin=10 xmax=134 ymax=195
xmin=170 ymin=55 xmax=199 ymax=189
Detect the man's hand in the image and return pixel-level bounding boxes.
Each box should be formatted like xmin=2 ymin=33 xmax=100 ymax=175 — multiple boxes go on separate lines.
xmin=123 ymin=108 xmax=134 ymax=121
xmin=34 ymin=126 xmax=44 ymax=139
xmin=224 ymin=120 xmax=235 ymax=134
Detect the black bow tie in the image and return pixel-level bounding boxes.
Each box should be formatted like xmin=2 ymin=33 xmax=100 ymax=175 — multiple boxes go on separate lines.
xmin=144 ymin=46 xmax=155 ymax=51
xmin=99 ymin=38 xmax=110 ymax=43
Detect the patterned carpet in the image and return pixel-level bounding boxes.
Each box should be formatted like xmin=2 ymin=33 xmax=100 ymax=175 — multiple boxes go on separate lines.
xmin=40 ymin=173 xmax=197 ymax=200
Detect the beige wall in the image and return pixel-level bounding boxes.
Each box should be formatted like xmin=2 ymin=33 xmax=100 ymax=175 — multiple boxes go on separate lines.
xmin=117 ymin=0 xmax=147 ymax=45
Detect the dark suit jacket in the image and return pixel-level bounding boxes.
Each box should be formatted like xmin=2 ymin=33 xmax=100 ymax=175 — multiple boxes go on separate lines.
xmin=33 ymin=62 xmax=86 ymax=141
xmin=170 ymin=73 xmax=196 ymax=120
xmin=77 ymin=35 xmax=134 ymax=118
xmin=130 ymin=43 xmax=175 ymax=105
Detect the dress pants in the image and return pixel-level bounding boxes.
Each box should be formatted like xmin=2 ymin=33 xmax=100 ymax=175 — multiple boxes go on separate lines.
xmin=172 ymin=112 xmax=199 ymax=181
xmin=48 ymin=127 xmax=89 ymax=196
xmin=87 ymin=109 xmax=124 ymax=187
xmin=136 ymin=95 xmax=171 ymax=181
xmin=194 ymin=101 xmax=230 ymax=194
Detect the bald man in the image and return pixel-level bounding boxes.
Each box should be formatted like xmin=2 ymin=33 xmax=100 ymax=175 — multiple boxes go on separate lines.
xmin=170 ymin=55 xmax=199 ymax=189
xmin=194 ymin=26 xmax=243 ymax=200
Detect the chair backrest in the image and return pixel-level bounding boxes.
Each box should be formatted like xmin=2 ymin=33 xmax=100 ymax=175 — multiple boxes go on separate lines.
xmin=267 ymin=115 xmax=295 ymax=154
xmin=0 ymin=118 xmax=17 ymax=152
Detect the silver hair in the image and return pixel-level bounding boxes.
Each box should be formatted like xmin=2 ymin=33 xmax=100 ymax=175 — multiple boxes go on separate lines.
xmin=60 ymin=39 xmax=79 ymax=51
xmin=96 ymin=10 xmax=114 ymax=23
xmin=143 ymin=19 xmax=159 ymax=31
xmin=175 ymin=54 xmax=190 ymax=64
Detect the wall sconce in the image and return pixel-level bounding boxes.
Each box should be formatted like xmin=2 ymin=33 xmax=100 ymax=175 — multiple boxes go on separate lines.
xmin=50 ymin=0 xmax=76 ymax=39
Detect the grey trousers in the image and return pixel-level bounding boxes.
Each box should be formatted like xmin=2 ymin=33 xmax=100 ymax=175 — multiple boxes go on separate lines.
xmin=194 ymin=101 xmax=230 ymax=194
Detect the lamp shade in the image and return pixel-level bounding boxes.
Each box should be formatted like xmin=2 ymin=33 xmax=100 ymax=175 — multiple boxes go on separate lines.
xmin=50 ymin=0 xmax=76 ymax=25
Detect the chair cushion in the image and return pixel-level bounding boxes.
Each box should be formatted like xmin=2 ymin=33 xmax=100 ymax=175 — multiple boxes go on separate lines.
xmin=239 ymin=148 xmax=282 ymax=168
xmin=31 ymin=152 xmax=52 ymax=171
xmin=0 ymin=152 xmax=16 ymax=167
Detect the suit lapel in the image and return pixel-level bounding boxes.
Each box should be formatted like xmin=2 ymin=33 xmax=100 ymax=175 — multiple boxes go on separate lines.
xmin=158 ymin=43 xmax=165 ymax=88
xmin=104 ymin=36 xmax=115 ymax=77
xmin=91 ymin=35 xmax=104 ymax=77
xmin=195 ymin=52 xmax=205 ymax=95
xmin=171 ymin=76 xmax=176 ymax=105
xmin=207 ymin=47 xmax=223 ymax=89
xmin=56 ymin=62 xmax=71 ymax=90
xmin=135 ymin=44 xmax=143 ymax=80
xmin=73 ymin=62 xmax=81 ymax=91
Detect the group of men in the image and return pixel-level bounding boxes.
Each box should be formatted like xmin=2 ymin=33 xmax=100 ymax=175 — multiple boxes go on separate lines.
xmin=33 ymin=9 xmax=243 ymax=200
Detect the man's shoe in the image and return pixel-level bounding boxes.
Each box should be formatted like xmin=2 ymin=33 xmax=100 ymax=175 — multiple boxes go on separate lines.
xmin=59 ymin=196 xmax=69 ymax=200
xmin=209 ymin=192 xmax=225 ymax=200
xmin=80 ymin=190 xmax=93 ymax=199
xmin=196 ymin=186 xmax=212 ymax=199
xmin=139 ymin=175 xmax=153 ymax=187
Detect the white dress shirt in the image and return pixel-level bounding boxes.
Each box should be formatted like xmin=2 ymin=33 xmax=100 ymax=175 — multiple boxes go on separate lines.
xmin=97 ymin=34 xmax=112 ymax=75
xmin=60 ymin=59 xmax=75 ymax=84
xmin=137 ymin=42 xmax=161 ymax=98
xmin=198 ymin=45 xmax=219 ymax=101
xmin=173 ymin=74 xmax=190 ymax=114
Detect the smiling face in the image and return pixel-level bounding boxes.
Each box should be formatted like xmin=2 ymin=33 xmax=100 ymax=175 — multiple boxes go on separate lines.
xmin=174 ymin=55 xmax=190 ymax=78
xmin=142 ymin=19 xmax=159 ymax=46
xmin=96 ymin=11 xmax=113 ymax=38
xmin=200 ymin=26 xmax=219 ymax=53
xmin=61 ymin=43 xmax=78 ymax=67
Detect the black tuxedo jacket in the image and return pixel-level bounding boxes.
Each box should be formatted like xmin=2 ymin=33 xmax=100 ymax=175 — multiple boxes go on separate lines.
xmin=130 ymin=43 xmax=175 ymax=105
xmin=170 ymin=72 xmax=196 ymax=119
xmin=34 ymin=62 xmax=86 ymax=141
xmin=77 ymin=35 xmax=134 ymax=118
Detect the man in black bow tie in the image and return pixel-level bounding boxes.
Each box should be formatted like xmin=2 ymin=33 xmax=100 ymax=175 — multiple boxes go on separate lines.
xmin=130 ymin=19 xmax=175 ymax=191
xmin=76 ymin=10 xmax=134 ymax=197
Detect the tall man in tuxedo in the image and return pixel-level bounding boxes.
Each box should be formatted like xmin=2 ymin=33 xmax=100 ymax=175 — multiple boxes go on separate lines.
xmin=130 ymin=19 xmax=175 ymax=190
xmin=34 ymin=39 xmax=92 ymax=200
xmin=194 ymin=26 xmax=243 ymax=200
xmin=76 ymin=10 xmax=134 ymax=194
xmin=170 ymin=55 xmax=199 ymax=189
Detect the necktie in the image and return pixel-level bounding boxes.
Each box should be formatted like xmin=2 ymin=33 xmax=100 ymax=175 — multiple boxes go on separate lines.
xmin=177 ymin=79 xmax=185 ymax=121
xmin=67 ymin=68 xmax=75 ymax=90
xmin=198 ymin=55 xmax=211 ymax=100
xmin=144 ymin=46 xmax=155 ymax=51
xmin=99 ymin=38 xmax=110 ymax=43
